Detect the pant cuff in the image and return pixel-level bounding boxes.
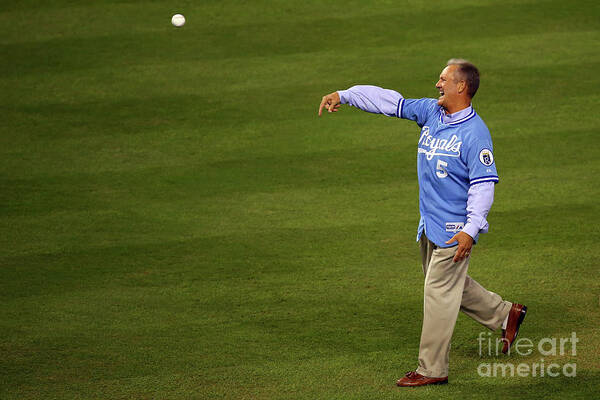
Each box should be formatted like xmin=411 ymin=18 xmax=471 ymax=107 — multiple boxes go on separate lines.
xmin=489 ymin=301 xmax=512 ymax=331
xmin=416 ymin=366 xmax=448 ymax=378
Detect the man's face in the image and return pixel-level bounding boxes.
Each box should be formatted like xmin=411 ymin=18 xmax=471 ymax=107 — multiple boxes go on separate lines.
xmin=435 ymin=65 xmax=464 ymax=110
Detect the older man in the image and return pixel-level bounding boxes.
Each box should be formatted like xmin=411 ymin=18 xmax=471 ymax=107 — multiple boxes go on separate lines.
xmin=318 ymin=59 xmax=527 ymax=387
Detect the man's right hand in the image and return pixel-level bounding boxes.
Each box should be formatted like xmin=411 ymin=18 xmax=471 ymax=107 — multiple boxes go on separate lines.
xmin=318 ymin=92 xmax=341 ymax=116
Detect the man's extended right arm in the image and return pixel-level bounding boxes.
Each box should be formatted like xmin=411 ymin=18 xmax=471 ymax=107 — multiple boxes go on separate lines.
xmin=319 ymin=85 xmax=403 ymax=117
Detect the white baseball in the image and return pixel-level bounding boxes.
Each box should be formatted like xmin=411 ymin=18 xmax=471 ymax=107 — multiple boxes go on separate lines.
xmin=171 ymin=14 xmax=185 ymax=27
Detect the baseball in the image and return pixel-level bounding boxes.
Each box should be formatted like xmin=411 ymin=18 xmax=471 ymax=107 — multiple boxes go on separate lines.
xmin=171 ymin=14 xmax=185 ymax=27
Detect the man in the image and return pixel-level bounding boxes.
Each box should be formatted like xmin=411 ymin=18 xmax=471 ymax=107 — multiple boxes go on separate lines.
xmin=318 ymin=59 xmax=527 ymax=387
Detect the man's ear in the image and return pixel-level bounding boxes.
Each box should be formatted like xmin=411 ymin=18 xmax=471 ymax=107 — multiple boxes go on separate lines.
xmin=457 ymin=80 xmax=467 ymax=94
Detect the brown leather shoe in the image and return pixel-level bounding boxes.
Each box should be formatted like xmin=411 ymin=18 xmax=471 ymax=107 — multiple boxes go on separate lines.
xmin=396 ymin=371 xmax=448 ymax=387
xmin=502 ymin=303 xmax=527 ymax=354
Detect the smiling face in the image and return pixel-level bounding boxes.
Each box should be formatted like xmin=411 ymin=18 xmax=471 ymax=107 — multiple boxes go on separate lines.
xmin=435 ymin=65 xmax=468 ymax=113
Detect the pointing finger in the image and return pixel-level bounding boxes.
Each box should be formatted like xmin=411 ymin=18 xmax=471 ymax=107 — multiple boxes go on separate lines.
xmin=318 ymin=97 xmax=327 ymax=116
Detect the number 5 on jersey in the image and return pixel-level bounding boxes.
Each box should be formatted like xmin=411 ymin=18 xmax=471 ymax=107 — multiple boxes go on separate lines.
xmin=436 ymin=160 xmax=448 ymax=178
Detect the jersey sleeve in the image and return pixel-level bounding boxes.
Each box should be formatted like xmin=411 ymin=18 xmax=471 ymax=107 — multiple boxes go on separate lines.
xmin=399 ymin=98 xmax=439 ymax=127
xmin=338 ymin=85 xmax=403 ymax=117
xmin=462 ymin=127 xmax=499 ymax=186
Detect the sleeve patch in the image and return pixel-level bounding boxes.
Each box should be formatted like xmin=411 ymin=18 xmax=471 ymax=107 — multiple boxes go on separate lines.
xmin=479 ymin=149 xmax=494 ymax=166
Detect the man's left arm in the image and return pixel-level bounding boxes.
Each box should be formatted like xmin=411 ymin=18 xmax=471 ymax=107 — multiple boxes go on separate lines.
xmin=446 ymin=179 xmax=495 ymax=262
xmin=447 ymin=123 xmax=499 ymax=262
xmin=463 ymin=181 xmax=494 ymax=237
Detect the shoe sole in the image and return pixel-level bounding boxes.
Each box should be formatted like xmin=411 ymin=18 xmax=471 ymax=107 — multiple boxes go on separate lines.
xmin=397 ymin=379 xmax=448 ymax=387
xmin=513 ymin=305 xmax=527 ymax=342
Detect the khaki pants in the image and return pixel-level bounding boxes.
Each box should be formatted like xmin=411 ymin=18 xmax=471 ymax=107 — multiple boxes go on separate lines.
xmin=415 ymin=234 xmax=511 ymax=378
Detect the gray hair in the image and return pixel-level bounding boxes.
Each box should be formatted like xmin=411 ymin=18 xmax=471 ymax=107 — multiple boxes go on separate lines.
xmin=447 ymin=58 xmax=480 ymax=98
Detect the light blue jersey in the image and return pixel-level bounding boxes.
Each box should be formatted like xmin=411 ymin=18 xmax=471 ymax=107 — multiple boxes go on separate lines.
xmin=338 ymin=86 xmax=499 ymax=248
xmin=400 ymin=98 xmax=498 ymax=247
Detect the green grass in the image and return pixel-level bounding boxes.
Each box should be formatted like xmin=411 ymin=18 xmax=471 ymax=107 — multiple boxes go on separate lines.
xmin=1 ymin=0 xmax=599 ymax=398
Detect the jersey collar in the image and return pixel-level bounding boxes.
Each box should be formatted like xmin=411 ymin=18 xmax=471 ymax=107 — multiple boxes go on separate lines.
xmin=439 ymin=105 xmax=476 ymax=125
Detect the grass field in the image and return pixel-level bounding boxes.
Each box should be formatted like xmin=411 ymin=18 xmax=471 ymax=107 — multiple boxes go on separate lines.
xmin=1 ymin=0 xmax=600 ymax=398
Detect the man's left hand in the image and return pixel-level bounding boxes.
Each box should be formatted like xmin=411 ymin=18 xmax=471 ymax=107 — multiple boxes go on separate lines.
xmin=445 ymin=231 xmax=474 ymax=263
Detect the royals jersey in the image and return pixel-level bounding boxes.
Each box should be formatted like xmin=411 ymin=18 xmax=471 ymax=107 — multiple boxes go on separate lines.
xmin=338 ymin=86 xmax=499 ymax=248
xmin=400 ymin=98 xmax=498 ymax=247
